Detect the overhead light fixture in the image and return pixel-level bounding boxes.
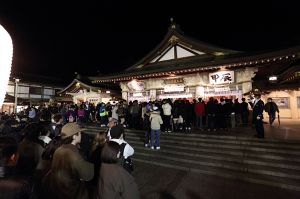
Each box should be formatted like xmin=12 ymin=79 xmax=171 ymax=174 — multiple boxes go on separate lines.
xmin=268 ymin=75 xmax=278 ymax=83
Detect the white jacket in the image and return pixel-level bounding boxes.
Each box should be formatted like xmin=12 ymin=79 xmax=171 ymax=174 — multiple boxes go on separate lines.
xmin=110 ymin=138 xmax=134 ymax=158
xmin=162 ymin=103 xmax=172 ymax=116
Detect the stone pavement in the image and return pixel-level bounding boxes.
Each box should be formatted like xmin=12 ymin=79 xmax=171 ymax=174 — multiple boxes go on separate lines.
xmin=131 ymin=118 xmax=300 ymax=199
xmin=222 ymin=118 xmax=300 ymax=141
xmin=133 ymin=161 xmax=300 ymax=199
xmin=84 ymin=118 xmax=300 ymax=199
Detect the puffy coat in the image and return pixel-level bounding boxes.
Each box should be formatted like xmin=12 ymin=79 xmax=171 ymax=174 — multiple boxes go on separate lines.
xmin=149 ymin=111 xmax=163 ymax=130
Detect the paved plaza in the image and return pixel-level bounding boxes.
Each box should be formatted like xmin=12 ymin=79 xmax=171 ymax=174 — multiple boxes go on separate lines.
xmin=129 ymin=118 xmax=300 ymax=199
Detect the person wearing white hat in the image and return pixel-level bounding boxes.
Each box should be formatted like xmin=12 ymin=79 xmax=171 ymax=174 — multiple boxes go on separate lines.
xmin=149 ymin=106 xmax=163 ymax=150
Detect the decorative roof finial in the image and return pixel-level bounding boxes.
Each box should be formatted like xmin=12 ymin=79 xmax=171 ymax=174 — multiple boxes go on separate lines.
xmin=170 ymin=17 xmax=176 ymax=29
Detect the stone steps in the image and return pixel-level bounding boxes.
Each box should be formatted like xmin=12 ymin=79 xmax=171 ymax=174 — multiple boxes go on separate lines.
xmin=83 ymin=126 xmax=300 ymax=191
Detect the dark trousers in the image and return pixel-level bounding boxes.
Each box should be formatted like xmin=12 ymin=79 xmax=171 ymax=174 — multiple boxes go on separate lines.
xmin=268 ymin=112 xmax=276 ymax=125
xmin=162 ymin=115 xmax=171 ymax=131
xmin=254 ymin=118 xmax=264 ymax=138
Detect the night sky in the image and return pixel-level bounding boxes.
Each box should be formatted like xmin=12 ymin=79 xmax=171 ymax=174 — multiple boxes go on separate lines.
xmin=1 ymin=1 xmax=300 ymax=84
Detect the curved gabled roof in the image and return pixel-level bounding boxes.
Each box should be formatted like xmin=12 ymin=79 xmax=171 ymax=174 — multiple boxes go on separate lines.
xmin=125 ymin=22 xmax=239 ymax=72
xmin=57 ymin=79 xmax=100 ymax=95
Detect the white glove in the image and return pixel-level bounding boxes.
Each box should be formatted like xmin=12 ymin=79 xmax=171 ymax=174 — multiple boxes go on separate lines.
xmin=256 ymin=116 xmax=261 ymax=120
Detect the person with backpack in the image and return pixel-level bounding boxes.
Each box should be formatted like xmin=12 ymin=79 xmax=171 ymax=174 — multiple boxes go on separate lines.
xmin=97 ymin=141 xmax=139 ymax=199
xmin=110 ymin=125 xmax=134 ymax=173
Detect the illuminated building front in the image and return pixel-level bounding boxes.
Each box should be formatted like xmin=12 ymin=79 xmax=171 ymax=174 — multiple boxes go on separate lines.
xmin=92 ymin=22 xmax=300 ymax=119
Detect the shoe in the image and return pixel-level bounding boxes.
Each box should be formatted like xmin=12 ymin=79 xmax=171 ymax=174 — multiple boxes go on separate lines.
xmin=156 ymin=147 xmax=160 ymax=150
xmin=207 ymin=129 xmax=211 ymax=132
xmin=145 ymin=144 xmax=149 ymax=147
xmin=151 ymin=146 xmax=154 ymax=150
xmin=213 ymin=129 xmax=216 ymax=132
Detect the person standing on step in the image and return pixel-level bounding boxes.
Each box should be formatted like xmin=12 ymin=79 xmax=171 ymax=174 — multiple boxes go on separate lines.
xmin=206 ymin=97 xmax=217 ymax=132
xmin=162 ymin=99 xmax=172 ymax=133
xmin=264 ymin=98 xmax=279 ymax=126
xmin=241 ymin=98 xmax=249 ymax=126
xmin=252 ymin=92 xmax=265 ymax=138
xmin=195 ymin=98 xmax=205 ymax=131
xmin=143 ymin=109 xmax=151 ymax=147
xmin=149 ymin=106 xmax=163 ymax=150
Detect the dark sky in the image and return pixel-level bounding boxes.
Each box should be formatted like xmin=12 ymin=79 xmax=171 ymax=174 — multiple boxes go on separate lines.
xmin=1 ymin=1 xmax=300 ymax=84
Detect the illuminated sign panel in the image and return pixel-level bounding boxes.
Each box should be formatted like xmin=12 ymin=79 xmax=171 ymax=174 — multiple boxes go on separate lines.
xmin=127 ymin=80 xmax=145 ymax=91
xmin=164 ymin=85 xmax=185 ymax=92
xmin=209 ymin=71 xmax=234 ymax=85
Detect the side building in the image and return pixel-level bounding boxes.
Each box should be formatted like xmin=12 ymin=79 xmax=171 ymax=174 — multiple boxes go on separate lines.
xmin=2 ymin=73 xmax=64 ymax=113
xmin=55 ymin=75 xmax=121 ymax=105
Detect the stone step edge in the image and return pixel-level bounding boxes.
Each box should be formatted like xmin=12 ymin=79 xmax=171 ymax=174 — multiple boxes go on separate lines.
xmin=134 ymin=152 xmax=300 ymax=180
xmin=129 ymin=140 xmax=300 ymax=163
xmin=130 ymin=134 xmax=300 ymax=150
xmin=132 ymin=158 xmax=300 ymax=192
xmin=84 ymin=127 xmax=300 ymax=144
xmin=125 ymin=136 xmax=300 ymax=155
xmin=133 ymin=145 xmax=300 ymax=171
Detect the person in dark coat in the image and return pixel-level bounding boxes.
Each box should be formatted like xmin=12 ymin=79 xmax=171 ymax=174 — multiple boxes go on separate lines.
xmin=0 ymin=137 xmax=38 ymax=199
xmin=252 ymin=93 xmax=265 ymax=138
xmin=41 ymin=123 xmax=94 ymax=199
xmin=97 ymin=141 xmax=139 ymax=199
xmin=241 ymin=98 xmax=249 ymax=125
xmin=264 ymin=98 xmax=279 ymax=125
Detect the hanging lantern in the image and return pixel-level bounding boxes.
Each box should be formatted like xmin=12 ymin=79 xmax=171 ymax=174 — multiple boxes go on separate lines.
xmin=0 ymin=24 xmax=13 ymax=106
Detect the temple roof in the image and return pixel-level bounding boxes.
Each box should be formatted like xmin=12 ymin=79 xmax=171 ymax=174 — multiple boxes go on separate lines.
xmin=57 ymin=79 xmax=101 ymax=95
xmin=91 ymin=21 xmax=300 ymax=92
xmin=91 ymin=46 xmax=300 ymax=83
xmin=125 ymin=21 xmax=239 ymax=72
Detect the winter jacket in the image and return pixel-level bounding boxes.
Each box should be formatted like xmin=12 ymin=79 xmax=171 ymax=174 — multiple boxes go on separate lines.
xmin=149 ymin=111 xmax=163 ymax=130
xmin=110 ymin=139 xmax=134 ymax=158
xmin=194 ymin=102 xmax=205 ymax=116
xmin=264 ymin=102 xmax=279 ymax=113
xmin=0 ymin=166 xmax=37 ymax=199
xmin=98 ymin=163 xmax=140 ymax=199
xmin=162 ymin=103 xmax=172 ymax=116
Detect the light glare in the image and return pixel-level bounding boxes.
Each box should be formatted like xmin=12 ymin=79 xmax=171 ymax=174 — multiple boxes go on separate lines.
xmin=0 ymin=24 xmax=13 ymax=106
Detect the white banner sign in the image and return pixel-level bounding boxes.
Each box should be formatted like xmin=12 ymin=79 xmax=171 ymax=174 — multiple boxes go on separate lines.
xmin=164 ymin=85 xmax=184 ymax=92
xmin=209 ymin=71 xmax=234 ymax=85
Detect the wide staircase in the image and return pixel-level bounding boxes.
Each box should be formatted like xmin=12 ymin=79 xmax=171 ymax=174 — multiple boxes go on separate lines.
xmin=83 ymin=126 xmax=300 ymax=192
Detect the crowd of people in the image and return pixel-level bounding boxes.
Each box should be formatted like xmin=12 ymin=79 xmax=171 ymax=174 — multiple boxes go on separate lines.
xmin=0 ymin=96 xmax=280 ymax=198
xmin=0 ymin=103 xmax=139 ymax=199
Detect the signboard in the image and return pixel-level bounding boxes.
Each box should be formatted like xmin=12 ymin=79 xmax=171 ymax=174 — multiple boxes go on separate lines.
xmin=164 ymin=85 xmax=185 ymax=92
xmin=214 ymin=86 xmax=230 ymax=92
xmin=133 ymin=92 xmax=143 ymax=97
xmin=164 ymin=78 xmax=184 ymax=84
xmin=209 ymin=71 xmax=234 ymax=85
